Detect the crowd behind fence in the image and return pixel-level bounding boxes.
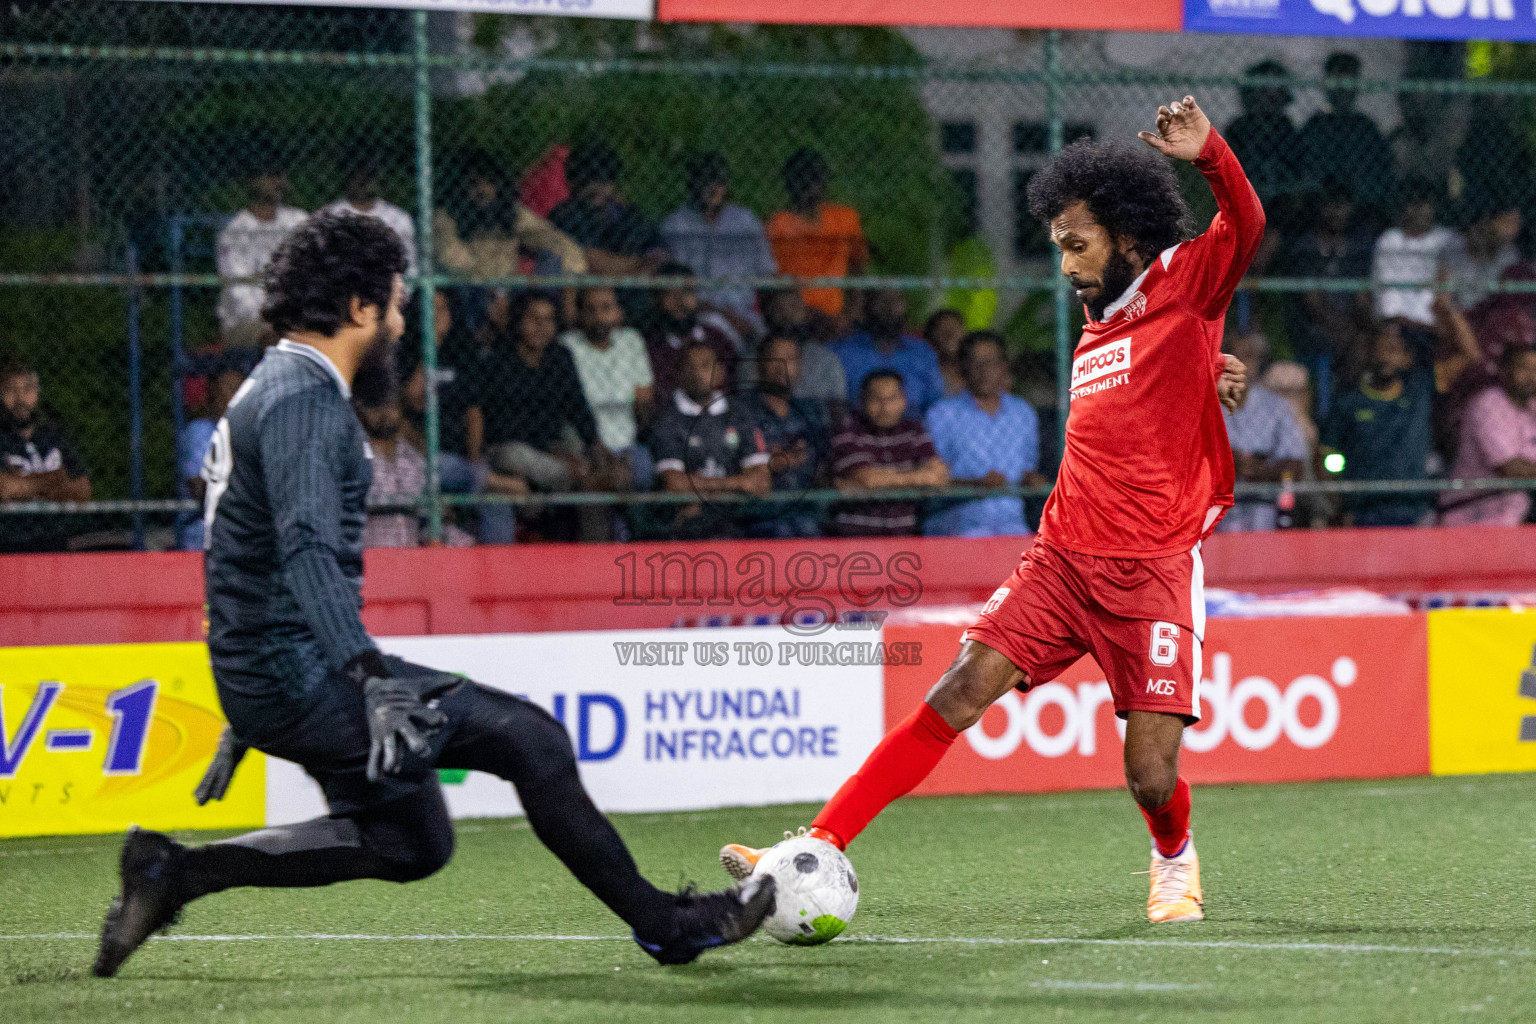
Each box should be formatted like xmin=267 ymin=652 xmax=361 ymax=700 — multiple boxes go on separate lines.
xmin=2 ymin=4 xmax=1536 ymax=551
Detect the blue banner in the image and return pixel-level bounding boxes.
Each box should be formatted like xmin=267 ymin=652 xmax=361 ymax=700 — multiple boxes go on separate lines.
xmin=1184 ymin=0 xmax=1535 ymax=42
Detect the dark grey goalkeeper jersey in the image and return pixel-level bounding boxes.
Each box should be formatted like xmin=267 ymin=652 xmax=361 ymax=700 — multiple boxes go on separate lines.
xmin=203 ymin=340 xmax=378 ymax=715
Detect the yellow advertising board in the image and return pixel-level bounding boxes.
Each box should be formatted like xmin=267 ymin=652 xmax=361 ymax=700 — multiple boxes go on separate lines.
xmin=1427 ymin=609 xmax=1536 ymax=776
xmin=0 ymin=642 xmax=263 ymax=837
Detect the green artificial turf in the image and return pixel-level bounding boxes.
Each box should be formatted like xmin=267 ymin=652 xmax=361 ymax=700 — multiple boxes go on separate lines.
xmin=3 ymin=774 xmax=1534 ymax=1023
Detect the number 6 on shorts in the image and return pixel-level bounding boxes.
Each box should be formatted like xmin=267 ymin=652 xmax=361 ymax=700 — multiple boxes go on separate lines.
xmin=1149 ymin=621 xmax=1180 ymax=667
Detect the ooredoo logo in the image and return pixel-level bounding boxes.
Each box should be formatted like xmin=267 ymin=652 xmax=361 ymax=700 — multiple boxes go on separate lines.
xmin=1071 ymin=340 xmax=1132 ymax=388
xmin=964 ymin=651 xmax=1356 ymax=760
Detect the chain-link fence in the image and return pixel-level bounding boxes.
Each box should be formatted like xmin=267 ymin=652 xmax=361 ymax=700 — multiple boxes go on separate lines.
xmin=3 ymin=3 xmax=1535 ymax=550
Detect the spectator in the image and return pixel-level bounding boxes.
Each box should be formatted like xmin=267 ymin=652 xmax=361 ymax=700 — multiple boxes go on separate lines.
xmin=0 ymin=359 xmax=92 ymax=553
xmin=1224 ymin=60 xmax=1300 ymax=208
xmin=1390 ymin=91 xmax=1466 ymax=208
xmin=644 ymin=261 xmax=740 ymax=399
xmin=748 ymin=334 xmax=831 ymax=538
xmin=831 ymin=289 xmax=946 ymax=415
xmin=400 ymin=290 xmax=481 ymax=493
xmin=549 ymin=142 xmax=667 ymax=278
xmin=1280 ymin=187 xmax=1375 ymax=402
xmin=651 ymin=342 xmax=770 ymax=539
xmin=1441 ymin=345 xmax=1536 ymax=527
xmin=1297 ymin=52 xmax=1394 ymax=216
xmin=356 ymin=390 xmax=425 ymax=548
xmin=321 ymin=150 xmax=417 ymax=276
xmin=216 ymin=156 xmax=307 ymax=347
xmin=829 ymin=370 xmax=948 ymax=536
xmin=660 ymin=152 xmax=777 ymax=340
xmin=738 ymin=288 xmax=847 ymax=423
xmin=560 ymin=286 xmax=656 ymax=491
xmin=1322 ymin=305 xmax=1480 ymax=526
xmin=1441 ymin=204 xmax=1522 ymax=312
xmin=1262 ymin=359 xmax=1320 ymax=460
xmin=1217 ymin=332 xmax=1308 ymax=532
xmin=177 ymin=367 xmax=245 ymax=550
xmin=766 ymin=148 xmax=869 ymax=327
xmin=1373 ymin=179 xmax=1457 ymax=329
xmin=923 ymin=331 xmax=1042 ymax=537
xmin=1456 ymin=98 xmax=1535 ymax=231
xmin=1445 ymin=262 xmax=1536 ymax=458
xmin=923 ymin=308 xmax=968 ymax=398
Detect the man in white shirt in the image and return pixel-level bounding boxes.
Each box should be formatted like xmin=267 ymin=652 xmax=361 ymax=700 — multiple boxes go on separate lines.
xmin=559 ymin=287 xmax=656 ymax=490
xmin=216 ymin=160 xmax=307 ymax=347
xmin=321 ymin=152 xmax=417 ymax=277
xmin=1372 ymin=180 xmax=1457 ymax=327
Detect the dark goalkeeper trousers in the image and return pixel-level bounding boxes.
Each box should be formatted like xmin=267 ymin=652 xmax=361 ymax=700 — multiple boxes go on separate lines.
xmin=183 ymin=659 xmax=673 ymax=936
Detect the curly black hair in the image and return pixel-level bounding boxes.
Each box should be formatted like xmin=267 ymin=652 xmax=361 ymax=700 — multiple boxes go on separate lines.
xmin=1025 ymin=139 xmax=1192 ymax=263
xmin=261 ymin=210 xmax=407 ymax=338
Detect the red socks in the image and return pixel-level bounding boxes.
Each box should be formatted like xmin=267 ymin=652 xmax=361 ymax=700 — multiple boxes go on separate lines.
xmin=811 ymin=702 xmax=959 ymax=850
xmin=1140 ymin=777 xmax=1192 ymax=857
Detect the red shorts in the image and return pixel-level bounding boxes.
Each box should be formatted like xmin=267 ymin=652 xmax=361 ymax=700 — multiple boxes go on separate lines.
xmin=965 ymin=538 xmax=1205 ymax=722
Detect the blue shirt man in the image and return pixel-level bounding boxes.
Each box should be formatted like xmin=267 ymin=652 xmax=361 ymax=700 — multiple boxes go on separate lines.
xmin=922 ymin=332 xmax=1041 ymax=537
xmin=831 ymin=289 xmax=945 ymax=414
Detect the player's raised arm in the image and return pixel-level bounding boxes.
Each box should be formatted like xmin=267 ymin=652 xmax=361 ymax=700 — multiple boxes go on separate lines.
xmin=1140 ymin=95 xmax=1266 ymax=319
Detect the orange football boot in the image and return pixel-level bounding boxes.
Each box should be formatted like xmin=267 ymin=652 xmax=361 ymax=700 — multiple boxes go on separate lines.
xmin=1147 ymin=837 xmax=1204 ymax=923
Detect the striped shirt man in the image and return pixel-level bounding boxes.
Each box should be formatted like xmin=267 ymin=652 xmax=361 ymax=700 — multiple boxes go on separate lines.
xmin=829 ymin=415 xmax=938 ymax=536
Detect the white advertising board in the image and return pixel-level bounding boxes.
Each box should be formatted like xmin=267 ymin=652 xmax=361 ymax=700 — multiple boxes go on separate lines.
xmin=266 ymin=627 xmax=885 ymax=825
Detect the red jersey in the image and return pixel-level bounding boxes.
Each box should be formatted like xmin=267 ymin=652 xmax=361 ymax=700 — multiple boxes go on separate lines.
xmin=1038 ymin=129 xmax=1264 ymax=559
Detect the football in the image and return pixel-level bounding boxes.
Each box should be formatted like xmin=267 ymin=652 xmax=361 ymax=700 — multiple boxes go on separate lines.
xmin=753 ymin=835 xmax=859 ymax=945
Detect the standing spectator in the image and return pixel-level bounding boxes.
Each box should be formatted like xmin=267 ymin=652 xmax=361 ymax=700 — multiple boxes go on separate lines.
xmin=356 ymin=391 xmax=425 ymax=549
xmin=321 ymin=150 xmax=417 ymax=276
xmin=216 ymin=157 xmax=307 ymax=347
xmin=549 ymin=142 xmax=667 ymax=278
xmin=177 ymin=367 xmax=245 ymax=550
xmin=644 ymin=261 xmax=740 ymax=399
xmin=766 ymin=148 xmax=869 ymax=328
xmin=651 ymin=342 xmax=770 ymax=540
xmin=660 ymin=152 xmax=777 ymax=340
xmin=831 ymin=289 xmax=945 ymax=414
xmin=1297 ymin=52 xmax=1394 ymax=217
xmin=0 ymin=360 xmax=92 ymax=552
xmin=748 ymin=334 xmax=830 ymax=538
xmin=1217 ymin=332 xmax=1308 ymax=532
xmin=1390 ymin=91 xmax=1467 ymax=208
xmin=923 ymin=308 xmax=968 ymax=398
xmin=1456 ymin=98 xmax=1535 ymax=231
xmin=1322 ymin=306 xmax=1480 ymax=526
xmin=560 ymin=286 xmax=656 ymax=491
xmin=923 ymin=331 xmax=1042 ymax=537
xmin=739 ymin=288 xmax=847 ymax=423
xmin=829 ymin=371 xmax=948 ymax=536
xmin=1441 ymin=204 xmax=1522 ymax=312
xmin=1223 ymin=60 xmax=1300 ymax=211
xmin=1281 ymin=187 xmax=1375 ymax=404
xmin=1441 ymin=345 xmax=1536 ymax=527
xmin=1373 ymin=179 xmax=1457 ymax=329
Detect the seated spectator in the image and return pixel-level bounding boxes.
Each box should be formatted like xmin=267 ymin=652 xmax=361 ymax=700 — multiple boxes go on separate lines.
xmin=1441 ymin=345 xmax=1536 ymax=527
xmin=829 ymin=370 xmax=948 ymax=536
xmin=660 ymin=152 xmax=777 ymax=341
xmin=923 ymin=331 xmax=1042 ymax=537
xmin=400 ymin=289 xmax=482 ymax=493
xmin=356 ymin=390 xmax=425 ymax=548
xmin=748 ymin=334 xmax=831 ymax=538
xmin=651 ymin=342 xmax=770 ymax=540
xmin=549 ymin=142 xmax=667 ymax=278
xmin=1262 ymin=359 xmax=1331 ymax=527
xmin=1297 ymin=52 xmax=1394 ymax=217
xmin=766 ymin=148 xmax=869 ymax=328
xmin=1455 ymin=97 xmax=1535 ymax=238
xmin=0 ymin=359 xmax=92 ymax=553
xmin=1280 ymin=187 xmax=1375 ymax=406
xmin=177 ymin=367 xmax=246 ymax=550
xmin=216 ymin=155 xmax=307 ymax=348
xmin=1373 ymin=179 xmax=1457 ymax=329
xmin=737 ymin=288 xmax=847 ymax=423
xmin=321 ymin=149 xmax=417 ymax=276
xmin=1224 ymin=60 xmax=1299 ymax=210
xmin=831 ymin=289 xmax=946 ymax=415
xmin=644 ymin=261 xmax=740 ymax=399
xmin=1390 ymin=91 xmax=1467 ymax=211
xmin=1441 ymin=204 xmax=1522 ymax=312
xmin=560 ymin=286 xmax=656 ymax=491
xmin=1217 ymin=332 xmax=1308 ymax=532
xmin=1446 ymin=262 xmax=1536 ymax=459
xmin=923 ymin=308 xmax=968 ymax=398
xmin=1322 ymin=304 xmax=1480 ymax=527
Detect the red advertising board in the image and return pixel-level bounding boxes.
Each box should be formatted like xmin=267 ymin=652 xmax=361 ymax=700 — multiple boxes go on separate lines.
xmin=656 ymin=0 xmax=1182 ymax=30
xmin=885 ymin=616 xmax=1429 ymax=795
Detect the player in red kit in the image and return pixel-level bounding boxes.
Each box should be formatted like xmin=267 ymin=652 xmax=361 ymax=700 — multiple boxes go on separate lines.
xmin=719 ymin=96 xmax=1261 ymax=924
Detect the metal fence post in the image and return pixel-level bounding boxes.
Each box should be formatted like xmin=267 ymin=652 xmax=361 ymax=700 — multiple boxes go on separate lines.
xmin=1045 ymin=31 xmax=1070 ymax=449
xmin=125 ymin=243 xmax=146 ymax=550
xmin=413 ymin=9 xmax=442 ymax=544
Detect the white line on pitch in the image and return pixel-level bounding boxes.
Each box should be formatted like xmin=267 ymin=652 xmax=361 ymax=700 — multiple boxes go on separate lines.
xmin=0 ymin=846 xmax=105 ymax=858
xmin=1032 ymin=980 xmax=1203 ymax=991
xmin=0 ymin=933 xmax=1529 ymax=958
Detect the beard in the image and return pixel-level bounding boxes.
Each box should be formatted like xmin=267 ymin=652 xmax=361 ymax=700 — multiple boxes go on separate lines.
xmin=661 ymin=310 xmax=698 ymax=337
xmin=351 ymin=322 xmax=400 ymax=408
xmin=1084 ymin=249 xmax=1139 ymax=322
xmin=0 ymin=404 xmax=35 ymax=433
